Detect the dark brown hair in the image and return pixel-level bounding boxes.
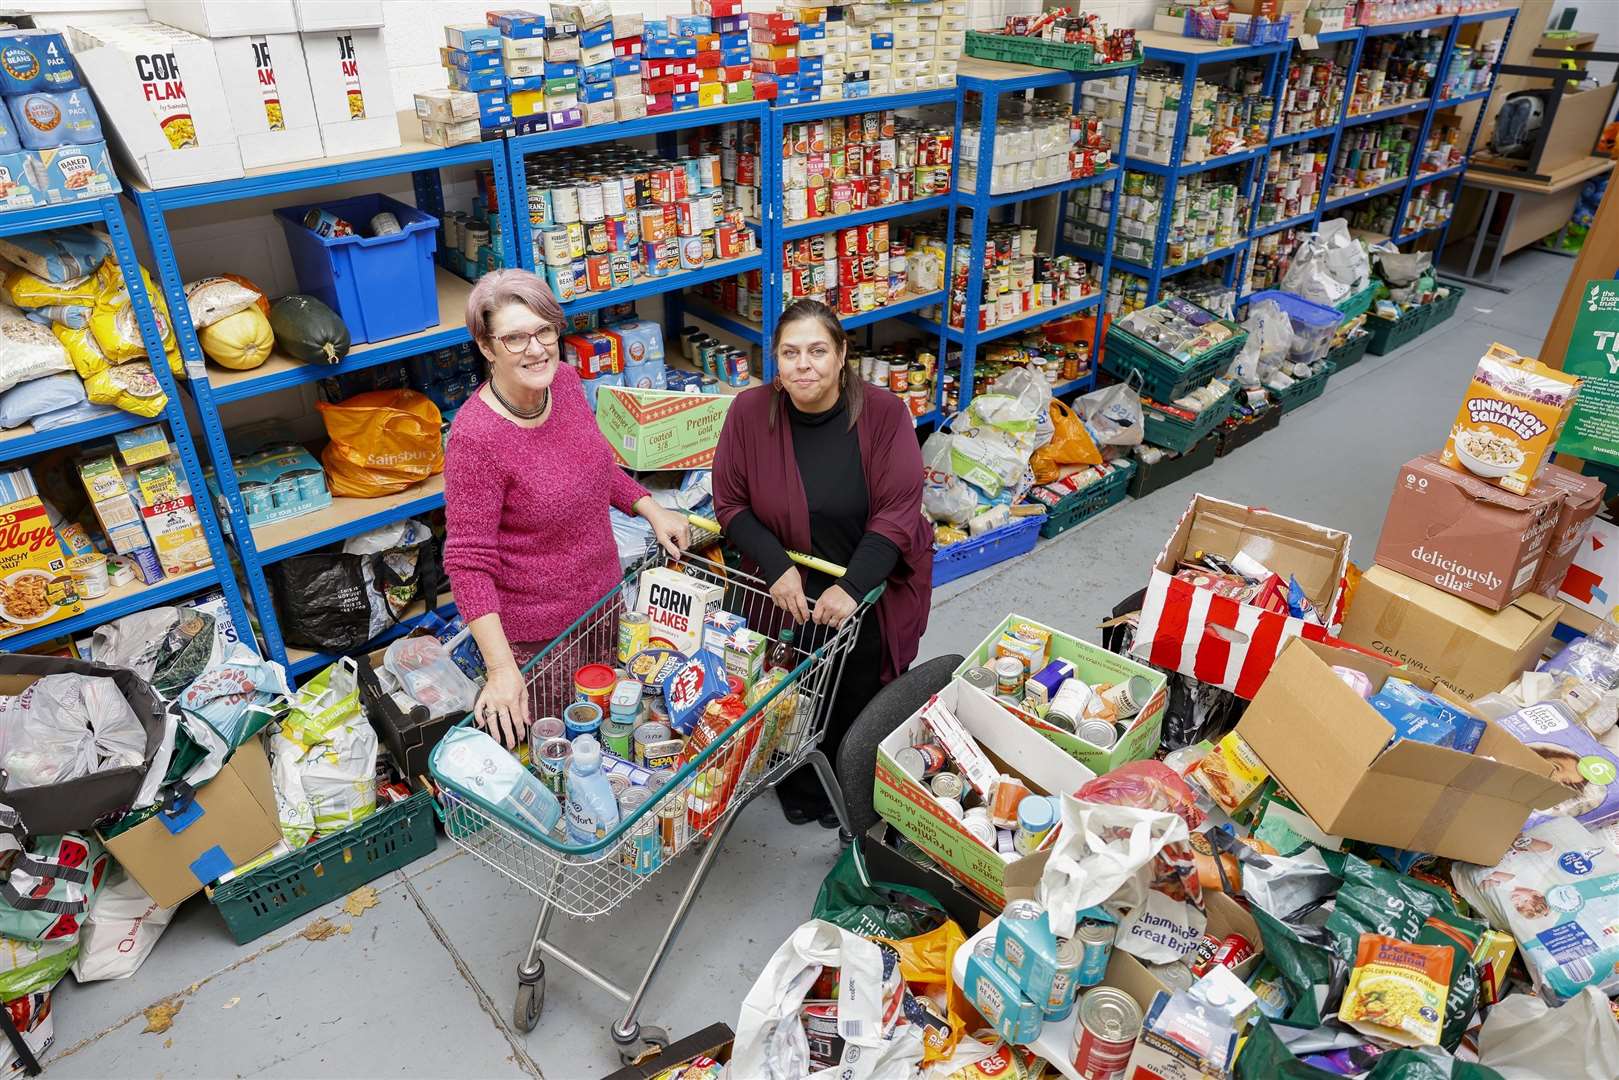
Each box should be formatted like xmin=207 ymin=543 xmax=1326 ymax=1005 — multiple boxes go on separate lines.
xmin=770 ymin=298 xmax=864 ymax=431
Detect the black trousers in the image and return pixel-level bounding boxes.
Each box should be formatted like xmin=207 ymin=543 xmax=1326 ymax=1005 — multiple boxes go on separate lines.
xmin=777 ymin=609 xmax=884 ymax=814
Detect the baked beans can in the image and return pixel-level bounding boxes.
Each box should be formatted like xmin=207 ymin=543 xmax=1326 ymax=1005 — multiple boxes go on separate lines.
xmin=895 ymin=740 xmax=948 ymax=780
xmin=1075 ymin=918 xmax=1117 ymax=988
xmin=679 ymin=235 xmax=704 ymax=270
xmin=887 ymin=363 xmax=909 ymax=393
xmin=1072 ymin=987 xmax=1142 ymax=1080
xmin=544 ymin=263 xmax=577 ymax=302
xmin=1046 ymin=937 xmax=1082 ymax=1021
xmin=540 ymin=226 xmax=571 ymax=266
xmin=587 ymin=220 xmax=611 ymax=255
xmin=586 ymin=253 xmax=611 ymax=292
xmin=1212 ymin=933 xmax=1254 ymax=972
xmin=619 ymin=789 xmax=661 ymax=875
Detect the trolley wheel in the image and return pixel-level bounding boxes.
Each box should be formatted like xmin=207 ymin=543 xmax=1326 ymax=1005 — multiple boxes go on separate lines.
xmin=616 ymin=1026 xmax=669 ymax=1068
xmin=836 ymin=654 xmax=963 ymax=836
xmin=514 ymin=977 xmax=544 ymax=1032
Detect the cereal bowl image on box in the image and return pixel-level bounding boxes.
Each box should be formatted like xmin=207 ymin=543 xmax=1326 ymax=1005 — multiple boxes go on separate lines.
xmin=1451 ymin=428 xmax=1525 ymax=479
xmin=0 ymin=568 xmax=65 ymax=626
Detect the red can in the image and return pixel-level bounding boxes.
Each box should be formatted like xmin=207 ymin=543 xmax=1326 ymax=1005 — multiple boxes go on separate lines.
xmin=851 ymin=176 xmax=870 ymax=210
xmin=838 ymin=254 xmax=859 ymax=288
xmin=846 ymin=144 xmax=865 ymax=177
xmin=1071 ymin=987 xmax=1140 ymax=1080
xmin=857 ymin=222 xmax=874 ymax=255
xmin=1213 ymin=933 xmax=1254 ymax=972
xmin=836 ymin=285 xmax=858 ymax=316
xmin=585 ymin=254 xmax=612 ymax=293
xmin=864 ymin=144 xmax=881 ymax=177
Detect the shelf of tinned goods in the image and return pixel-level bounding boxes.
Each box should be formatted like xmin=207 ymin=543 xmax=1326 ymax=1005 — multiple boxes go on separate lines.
xmin=1342 ymin=95 xmax=1433 ymax=127
xmin=0 ymin=194 xmax=254 ymax=656
xmin=121 ymin=109 xmax=523 ymax=670
xmin=975 ymin=166 xmax=1122 ymax=211
xmin=770 ymin=87 xmax=960 ymax=123
xmin=778 ymin=193 xmax=955 ymax=243
xmin=1126 ymin=145 xmax=1267 ymax=178
xmin=0 ymin=568 xmax=224 ymax=655
xmin=559 ymin=253 xmax=766 ymax=317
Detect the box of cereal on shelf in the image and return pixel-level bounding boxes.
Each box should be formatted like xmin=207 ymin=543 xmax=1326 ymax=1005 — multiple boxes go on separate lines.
xmin=0 ymin=471 xmax=81 ymax=641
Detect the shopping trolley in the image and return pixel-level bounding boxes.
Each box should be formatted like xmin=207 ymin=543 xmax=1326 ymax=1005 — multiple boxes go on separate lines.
xmin=430 ymin=522 xmax=877 ymax=1066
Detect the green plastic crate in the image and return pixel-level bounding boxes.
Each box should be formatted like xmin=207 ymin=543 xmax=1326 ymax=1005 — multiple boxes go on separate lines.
xmin=209 ymin=791 xmax=438 ymax=945
xmin=1142 ymin=386 xmax=1235 ymax=454
xmin=1271 ymin=361 xmax=1336 ymax=413
xmin=965 ymin=30 xmax=1142 ymax=72
xmin=1039 ymin=461 xmax=1135 ymax=539
xmin=1428 ymin=284 xmax=1466 ymax=327
xmin=1103 ymin=304 xmax=1247 ymax=402
xmin=1366 ymin=303 xmax=1433 ymax=356
xmin=1327 ymin=329 xmax=1371 ymax=371
xmin=1335 ymin=281 xmax=1377 ymax=322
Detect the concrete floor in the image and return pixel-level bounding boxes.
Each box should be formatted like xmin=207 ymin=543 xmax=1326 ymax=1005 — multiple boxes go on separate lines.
xmin=43 ymin=250 xmax=1572 ymax=1079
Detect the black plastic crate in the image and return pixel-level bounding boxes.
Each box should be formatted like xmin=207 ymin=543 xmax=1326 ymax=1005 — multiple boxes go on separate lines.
xmin=1215 ymin=405 xmax=1282 ymax=457
xmin=1129 ymin=437 xmax=1218 ymax=499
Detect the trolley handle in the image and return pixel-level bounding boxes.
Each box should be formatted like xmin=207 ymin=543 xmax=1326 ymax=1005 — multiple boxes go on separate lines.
xmin=684 ymin=514 xmax=882 ymax=604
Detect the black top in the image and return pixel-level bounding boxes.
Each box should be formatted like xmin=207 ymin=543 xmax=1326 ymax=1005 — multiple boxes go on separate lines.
xmin=727 ymin=394 xmax=900 ymax=602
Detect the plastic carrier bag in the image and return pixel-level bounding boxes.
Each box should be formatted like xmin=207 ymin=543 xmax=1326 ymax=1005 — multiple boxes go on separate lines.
xmin=317 ymin=389 xmax=445 ymax=497
xmin=1030 ymin=400 xmax=1102 ymax=483
xmin=810 ymin=843 xmax=946 ymax=941
xmin=0 ymin=228 xmax=106 ymax=283
xmin=876 ymin=919 xmax=972 ymax=1066
xmin=0 ymin=832 xmax=111 ymax=943
xmin=1235 ymin=1017 xmax=1504 ymax=1080
xmin=920 ymin=430 xmax=977 ymax=525
xmin=68 ymin=867 xmax=174 ymax=983
xmin=1077 ymin=377 xmax=1143 ymax=446
xmin=270 ymin=659 xmax=377 ymax=848
xmin=0 ymin=674 xmax=145 ymax=790
xmin=343 ymin=518 xmax=440 ymax=641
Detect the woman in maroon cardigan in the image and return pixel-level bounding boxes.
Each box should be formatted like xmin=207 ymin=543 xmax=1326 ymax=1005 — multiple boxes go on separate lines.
xmin=713 ymin=299 xmax=933 ymax=827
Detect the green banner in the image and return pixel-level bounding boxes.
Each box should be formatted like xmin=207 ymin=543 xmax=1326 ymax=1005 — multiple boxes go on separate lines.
xmin=1557 ymin=279 xmax=1619 ymax=466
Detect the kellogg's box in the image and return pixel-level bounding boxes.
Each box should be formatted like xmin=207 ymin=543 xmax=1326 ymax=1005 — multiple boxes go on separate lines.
xmin=0 ymin=494 xmax=82 ymax=642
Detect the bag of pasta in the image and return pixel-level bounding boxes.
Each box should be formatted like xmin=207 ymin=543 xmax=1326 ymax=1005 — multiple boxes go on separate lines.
xmin=88 ymin=262 xmax=182 ymax=377
xmin=317 ymin=389 xmax=444 ymax=497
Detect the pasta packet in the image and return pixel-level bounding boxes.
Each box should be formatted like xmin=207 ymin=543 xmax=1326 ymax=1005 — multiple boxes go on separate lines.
xmin=1339 ymin=933 xmax=1452 ymax=1047
xmin=1441 ymin=343 xmax=1581 ymax=496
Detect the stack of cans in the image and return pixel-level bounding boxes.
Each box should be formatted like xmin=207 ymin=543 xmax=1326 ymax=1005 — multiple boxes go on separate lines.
xmin=942 ymin=219 xmax=1096 ymax=332
xmin=778 ymin=221 xmax=942 ymax=318
xmin=1255 ymin=142 xmax=1326 ymax=228
xmin=778 ymin=109 xmax=955 ymax=226
xmin=1277 ymin=48 xmax=1350 ymax=137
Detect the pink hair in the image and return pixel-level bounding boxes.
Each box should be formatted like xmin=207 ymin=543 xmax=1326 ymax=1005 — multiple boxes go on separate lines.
xmin=465 ymin=268 xmax=565 ymax=342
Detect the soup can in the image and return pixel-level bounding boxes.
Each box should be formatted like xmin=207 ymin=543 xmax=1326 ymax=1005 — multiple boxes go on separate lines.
xmin=1075 ymin=918 xmax=1118 ymax=988
xmin=552 ymin=183 xmax=580 ymax=223
xmin=564 ymin=701 xmax=603 ymax=741
xmin=370 ymin=212 xmax=401 ymax=236
xmin=1071 ymin=987 xmax=1141 ymax=1080
xmin=303 ymin=208 xmax=354 ymax=238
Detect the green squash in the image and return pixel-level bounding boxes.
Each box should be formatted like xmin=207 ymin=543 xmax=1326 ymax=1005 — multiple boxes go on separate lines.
xmin=269 ymin=294 xmax=350 ymax=365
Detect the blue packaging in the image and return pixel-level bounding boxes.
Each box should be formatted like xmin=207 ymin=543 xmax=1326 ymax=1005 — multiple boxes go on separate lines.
xmin=507 ymin=74 xmax=545 ymax=93
xmin=845 ymin=82 xmax=871 ymax=99
xmin=716 ymin=14 xmax=748 ymax=33
xmin=871 ymin=32 xmax=894 ymax=49
xmin=663 ymin=649 xmax=731 ymax=735
xmin=445 ymin=24 xmax=502 ymax=52
xmin=609 ymin=319 xmax=665 ymax=367
xmin=800 ymin=56 xmax=824 ymax=75
xmin=0 ymin=151 xmax=41 ymax=210
xmin=580 ymin=23 xmax=614 ymax=49
xmin=0 ymin=107 xmax=16 ymax=155
xmin=621 ymin=359 xmax=666 ymax=390
xmin=444 ymin=46 xmax=503 ymax=72
xmin=671 ymin=91 xmax=698 ymax=111
xmin=611 ymin=56 xmax=642 ymax=77
xmin=1378 ymin=678 xmax=1487 ymax=753
xmin=668 ymin=15 xmax=712 ymax=36
xmin=800 ymin=23 xmax=825 ymax=40
xmin=449 ymin=66 xmax=507 ymax=92
xmin=777 ymin=73 xmax=802 ymax=92
xmin=0 ymin=33 xmax=78 ymax=94
xmin=473 ymin=88 xmax=511 ymax=121
xmin=1370 ymin=691 xmax=1458 ymax=749
xmin=720 ymin=45 xmax=752 ymax=67
xmin=642 ymin=22 xmax=672 ymax=42
xmin=547 ymin=60 xmax=580 ymax=80
xmin=10 ymin=89 xmax=102 ymax=149
xmin=579 ymin=79 xmax=614 ymax=103
xmin=563 ymin=734 xmax=621 ymax=844
xmin=719 ymin=32 xmax=749 ymax=51
xmin=580 ymin=60 xmax=613 ymax=84
xmin=488 ymin=10 xmax=547 ymax=38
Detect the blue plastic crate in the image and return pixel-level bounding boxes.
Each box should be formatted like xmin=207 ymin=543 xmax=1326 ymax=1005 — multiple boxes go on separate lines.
xmin=934 ymin=514 xmax=1043 ymax=586
xmin=1248 ymin=289 xmax=1342 ymax=364
xmin=274 ymin=193 xmax=440 ymax=344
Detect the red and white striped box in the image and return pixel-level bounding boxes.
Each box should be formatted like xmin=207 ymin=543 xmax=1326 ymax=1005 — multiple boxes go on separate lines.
xmin=1132 ymin=495 xmax=1351 ymax=698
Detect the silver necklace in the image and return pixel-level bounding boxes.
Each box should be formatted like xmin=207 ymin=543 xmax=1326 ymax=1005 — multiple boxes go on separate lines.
xmin=490 ymin=379 xmax=549 ymax=420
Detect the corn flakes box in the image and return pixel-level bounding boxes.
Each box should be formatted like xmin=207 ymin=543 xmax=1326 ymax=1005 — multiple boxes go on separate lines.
xmin=0 ymin=495 xmax=82 ymax=641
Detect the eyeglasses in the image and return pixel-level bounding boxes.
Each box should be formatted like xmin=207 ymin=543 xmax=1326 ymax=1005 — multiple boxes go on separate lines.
xmin=495 ymin=325 xmax=561 ymax=352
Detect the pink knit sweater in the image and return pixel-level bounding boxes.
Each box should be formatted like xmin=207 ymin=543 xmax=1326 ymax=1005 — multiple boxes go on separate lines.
xmin=442 ymin=364 xmax=647 ymax=645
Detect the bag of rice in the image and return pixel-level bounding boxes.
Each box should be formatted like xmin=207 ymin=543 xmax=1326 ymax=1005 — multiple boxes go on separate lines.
xmin=83 ymin=361 xmax=166 ymax=418
xmin=1338 ymin=932 xmax=1453 ymax=1047
xmin=0 ymin=227 xmax=106 ymax=282
xmin=183 ymin=276 xmax=262 ymax=330
xmin=0 ymin=301 xmax=71 ymax=393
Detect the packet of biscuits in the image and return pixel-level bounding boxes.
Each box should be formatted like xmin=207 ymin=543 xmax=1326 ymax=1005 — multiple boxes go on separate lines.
xmin=1441 ymin=343 xmax=1581 ymax=495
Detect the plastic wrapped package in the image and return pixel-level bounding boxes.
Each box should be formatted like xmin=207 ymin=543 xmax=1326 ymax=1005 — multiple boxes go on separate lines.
xmin=1453 ymin=817 xmax=1619 ymax=1003
xmin=0 ymin=228 xmax=107 ymax=282
xmin=986 ymin=367 xmax=1054 ymax=449
xmin=1280 ymin=219 xmax=1369 ymax=307
xmin=270 ymin=659 xmax=377 ymax=847
xmin=921 ymin=430 xmax=978 ymax=525
xmin=382 ymin=635 xmax=479 ymax=719
xmin=82 ymin=360 xmax=166 ymax=418
xmin=0 ymin=673 xmax=145 ymax=789
xmin=1 ymin=262 xmax=99 ymax=328
xmin=0 ymin=372 xmax=85 ymax=430
xmin=1077 ymin=378 xmax=1144 ymax=446
xmin=0 ymin=301 xmax=72 ymax=394
xmin=88 ymin=262 xmax=182 ymax=375
xmin=182 ymin=276 xmax=263 ymax=330
xmin=175 ymin=644 xmax=291 ymax=750
xmin=69 ymin=867 xmax=174 ymax=983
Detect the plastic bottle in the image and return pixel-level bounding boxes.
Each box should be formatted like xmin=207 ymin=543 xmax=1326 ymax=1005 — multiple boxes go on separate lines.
xmin=564 ymin=734 xmax=621 ymax=845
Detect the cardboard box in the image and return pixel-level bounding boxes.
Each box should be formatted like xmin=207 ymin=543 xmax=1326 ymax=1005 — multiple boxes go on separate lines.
xmin=0 ymin=494 xmax=81 ymax=641
xmin=292 ymin=0 xmax=386 ymax=31
xmin=601 ymin=1023 xmax=731 ymax=1080
xmin=100 ymin=738 xmax=282 ymax=908
xmin=1237 ymin=638 xmax=1566 ymax=864
xmin=146 ymin=0 xmax=299 ymax=37
xmin=298 ymin=27 xmax=399 ymax=154
xmin=1132 ymin=495 xmax=1351 ymax=698
xmin=67 ymin=22 xmax=245 ymax=188
xmin=1531 ymin=465 xmax=1606 ymax=599
xmin=595 ymin=385 xmax=732 ymax=471
xmin=874 ymin=679 xmax=1095 ymax=906
xmin=32 ymin=143 xmax=119 ymax=203
xmin=208 ymin=33 xmax=324 ymax=168
xmin=0 ymin=153 xmax=43 ymax=210
xmin=953 ymin=614 xmax=1168 ymax=775
xmin=1341 ymin=564 xmax=1562 ymax=701
xmin=1375 ymin=453 xmax=1563 ymax=611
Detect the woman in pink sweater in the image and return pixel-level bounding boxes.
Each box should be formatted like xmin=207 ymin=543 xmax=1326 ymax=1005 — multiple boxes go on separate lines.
xmin=444 ymin=270 xmax=687 ymax=748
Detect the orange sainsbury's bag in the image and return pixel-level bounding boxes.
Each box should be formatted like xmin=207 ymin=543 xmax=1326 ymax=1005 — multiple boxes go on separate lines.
xmin=1030 ymin=399 xmax=1101 ymax=483
xmin=317 ymin=389 xmax=443 ymax=497
xmin=876 ymin=919 xmax=977 ymax=1064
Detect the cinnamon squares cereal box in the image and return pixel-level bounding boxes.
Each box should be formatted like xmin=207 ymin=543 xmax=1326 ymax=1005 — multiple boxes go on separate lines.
xmin=1441 ymin=343 xmax=1581 ymax=495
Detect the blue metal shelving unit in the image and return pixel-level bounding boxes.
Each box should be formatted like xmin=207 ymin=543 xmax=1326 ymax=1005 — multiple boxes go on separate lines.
xmin=123 ymin=121 xmax=520 ymax=671
xmin=0 ymin=196 xmax=250 ymax=655
xmin=897 ymin=56 xmax=1138 ymax=414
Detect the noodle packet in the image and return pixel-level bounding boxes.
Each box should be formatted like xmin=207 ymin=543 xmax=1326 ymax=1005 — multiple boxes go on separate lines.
xmin=1338 ymin=933 xmax=1452 ymax=1047
xmin=1441 ymin=343 xmax=1580 ymax=496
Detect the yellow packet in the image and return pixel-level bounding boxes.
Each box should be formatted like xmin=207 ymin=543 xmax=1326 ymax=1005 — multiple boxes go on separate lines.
xmin=1189 ymin=731 xmax=1270 ymax=814
xmin=1339 ymin=933 xmax=1452 ymax=1047
xmin=84 ymin=361 xmax=167 ymax=418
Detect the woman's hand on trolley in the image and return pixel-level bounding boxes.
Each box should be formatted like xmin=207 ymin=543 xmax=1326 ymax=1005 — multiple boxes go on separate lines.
xmin=637 ymin=498 xmax=689 ymax=560
xmin=811 ymin=582 xmax=858 ymax=627
xmin=769 ymin=565 xmax=812 ymax=624
xmin=474 ymin=663 xmax=531 ymax=750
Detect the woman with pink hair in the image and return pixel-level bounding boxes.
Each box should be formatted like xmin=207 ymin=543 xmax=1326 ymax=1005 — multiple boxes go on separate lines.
xmin=444 ymin=269 xmax=687 ymax=748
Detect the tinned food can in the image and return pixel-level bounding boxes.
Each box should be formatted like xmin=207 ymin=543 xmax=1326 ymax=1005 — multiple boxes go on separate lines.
xmin=304 ymin=208 xmax=355 ymax=238
xmin=369 ymin=211 xmax=401 ymax=236
xmin=534 ymin=737 xmax=571 ymax=798
xmin=618 ymin=788 xmax=661 ymax=875
xmin=618 ymin=611 xmax=651 ymax=664
xmin=1071 ymin=986 xmax=1142 ymax=1080
xmin=894 ymin=740 xmax=948 ymax=780
xmin=1046 ymin=937 xmax=1082 ymax=1021
xmin=1075 ymin=918 xmax=1118 ymax=988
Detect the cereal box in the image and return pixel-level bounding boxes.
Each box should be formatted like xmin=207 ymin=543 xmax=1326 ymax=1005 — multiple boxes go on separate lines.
xmin=0 ymin=494 xmax=82 ymax=641
xmin=1441 ymin=343 xmax=1581 ymax=496
xmin=634 ymin=565 xmax=721 ymax=656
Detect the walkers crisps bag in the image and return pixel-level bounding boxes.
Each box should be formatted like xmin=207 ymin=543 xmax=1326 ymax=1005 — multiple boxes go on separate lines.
xmin=317 ymin=389 xmax=443 ymax=497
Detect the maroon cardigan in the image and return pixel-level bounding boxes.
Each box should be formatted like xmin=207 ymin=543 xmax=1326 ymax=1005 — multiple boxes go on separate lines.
xmin=713 ymin=384 xmax=934 ymax=683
